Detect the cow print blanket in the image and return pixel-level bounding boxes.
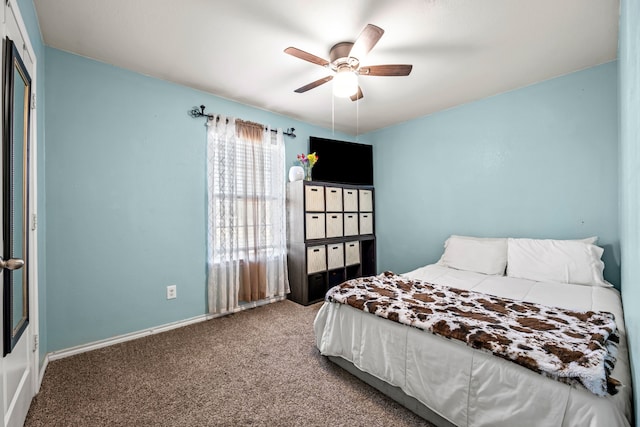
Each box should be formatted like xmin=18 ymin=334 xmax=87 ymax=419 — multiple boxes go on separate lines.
xmin=325 ymin=272 xmax=620 ymax=396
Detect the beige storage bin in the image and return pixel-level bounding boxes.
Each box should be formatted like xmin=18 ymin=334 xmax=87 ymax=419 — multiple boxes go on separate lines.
xmin=344 ymin=213 xmax=359 ymax=236
xmin=305 ymin=185 xmax=325 ymax=211
xmin=359 ymin=213 xmax=374 ymax=235
xmin=327 ymin=243 xmax=345 ymax=270
xmin=307 ymin=245 xmax=327 ymax=274
xmin=305 ymin=213 xmax=326 ymax=240
xmin=326 ymin=213 xmax=344 ymax=238
xmin=343 ymin=189 xmax=358 ymax=211
xmin=345 ymin=241 xmax=360 ymax=266
xmin=359 ymin=189 xmax=373 ymax=211
xmin=325 ymin=187 xmax=343 ymax=211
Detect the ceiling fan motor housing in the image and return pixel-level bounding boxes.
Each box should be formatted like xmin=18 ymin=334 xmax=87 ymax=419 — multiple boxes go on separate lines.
xmin=329 ymin=42 xmax=360 ymax=71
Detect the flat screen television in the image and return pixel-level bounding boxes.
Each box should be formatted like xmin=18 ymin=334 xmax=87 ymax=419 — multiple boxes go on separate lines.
xmin=308 ymin=137 xmax=373 ymax=185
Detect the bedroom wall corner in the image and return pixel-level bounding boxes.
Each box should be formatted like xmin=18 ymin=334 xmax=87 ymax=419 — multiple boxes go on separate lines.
xmin=619 ymin=0 xmax=640 ymax=424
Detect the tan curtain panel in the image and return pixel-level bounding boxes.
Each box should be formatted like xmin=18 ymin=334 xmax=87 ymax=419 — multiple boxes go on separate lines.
xmin=236 ymin=120 xmax=264 ymax=143
xmin=239 ymin=260 xmax=267 ymax=302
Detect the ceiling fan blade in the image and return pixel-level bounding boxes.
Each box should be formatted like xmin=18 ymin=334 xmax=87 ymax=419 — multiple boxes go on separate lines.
xmin=348 ymin=24 xmax=384 ymax=60
xmin=359 ymin=64 xmax=413 ymax=76
xmin=294 ymin=75 xmax=334 ymax=93
xmin=350 ymin=86 xmax=364 ymax=102
xmin=284 ymin=47 xmax=330 ymax=67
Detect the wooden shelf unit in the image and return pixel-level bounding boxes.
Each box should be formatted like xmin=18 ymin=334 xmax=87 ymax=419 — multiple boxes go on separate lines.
xmin=286 ymin=180 xmax=376 ymax=305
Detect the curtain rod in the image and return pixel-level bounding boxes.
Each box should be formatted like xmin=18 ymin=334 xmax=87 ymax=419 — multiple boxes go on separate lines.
xmin=189 ymin=105 xmax=296 ymax=138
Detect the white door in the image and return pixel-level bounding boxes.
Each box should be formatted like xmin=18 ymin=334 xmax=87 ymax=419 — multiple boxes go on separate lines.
xmin=0 ymin=1 xmax=37 ymax=426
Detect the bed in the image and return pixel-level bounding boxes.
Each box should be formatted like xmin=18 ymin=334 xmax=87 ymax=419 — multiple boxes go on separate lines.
xmin=314 ymin=236 xmax=633 ymax=427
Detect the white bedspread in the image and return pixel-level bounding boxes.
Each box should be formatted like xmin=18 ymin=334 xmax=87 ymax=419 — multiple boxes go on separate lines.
xmin=314 ymin=264 xmax=633 ymax=427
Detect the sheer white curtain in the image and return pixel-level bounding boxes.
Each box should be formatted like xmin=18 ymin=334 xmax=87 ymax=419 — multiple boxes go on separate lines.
xmin=206 ymin=116 xmax=289 ymax=315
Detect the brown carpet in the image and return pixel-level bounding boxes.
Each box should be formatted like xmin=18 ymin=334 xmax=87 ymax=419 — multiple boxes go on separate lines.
xmin=26 ymin=300 xmax=433 ymax=426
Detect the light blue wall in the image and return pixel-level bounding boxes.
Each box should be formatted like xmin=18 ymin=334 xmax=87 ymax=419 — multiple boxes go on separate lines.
xmin=364 ymin=62 xmax=620 ymax=287
xmin=16 ymin=0 xmax=47 ymax=365
xmin=44 ymin=47 xmax=352 ymax=352
xmin=619 ymin=0 xmax=639 ymax=424
xmin=36 ymin=18 xmax=638 ymax=427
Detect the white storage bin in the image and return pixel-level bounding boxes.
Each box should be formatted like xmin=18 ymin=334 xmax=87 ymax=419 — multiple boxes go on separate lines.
xmin=305 ymin=213 xmax=325 ymax=240
xmin=359 ymin=189 xmax=373 ymax=211
xmin=325 ymin=187 xmax=343 ymax=211
xmin=326 ymin=213 xmax=344 ymax=238
xmin=343 ymin=189 xmax=358 ymax=211
xmin=345 ymin=241 xmax=360 ymax=266
xmin=307 ymin=245 xmax=327 ymax=274
xmin=327 ymin=243 xmax=345 ymax=270
xmin=305 ymin=185 xmax=325 ymax=211
xmin=359 ymin=213 xmax=374 ymax=235
xmin=344 ymin=213 xmax=359 ymax=236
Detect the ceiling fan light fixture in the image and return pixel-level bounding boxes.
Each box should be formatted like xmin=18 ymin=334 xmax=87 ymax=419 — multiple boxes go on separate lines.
xmin=286 ymin=24 xmax=412 ymax=101
xmin=333 ymin=68 xmax=358 ymax=98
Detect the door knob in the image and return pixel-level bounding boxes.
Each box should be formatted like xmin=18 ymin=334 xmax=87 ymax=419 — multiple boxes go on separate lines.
xmin=0 ymin=257 xmax=24 ymax=272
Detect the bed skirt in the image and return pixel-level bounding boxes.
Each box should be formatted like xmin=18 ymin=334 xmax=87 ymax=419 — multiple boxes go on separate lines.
xmin=327 ymin=355 xmax=455 ymax=427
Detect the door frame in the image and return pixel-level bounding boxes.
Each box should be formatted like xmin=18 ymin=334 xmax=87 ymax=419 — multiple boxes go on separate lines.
xmin=2 ymin=0 xmax=40 ymax=404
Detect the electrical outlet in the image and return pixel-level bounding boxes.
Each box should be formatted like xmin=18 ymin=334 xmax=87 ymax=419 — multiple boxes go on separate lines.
xmin=166 ymin=285 xmax=177 ymax=300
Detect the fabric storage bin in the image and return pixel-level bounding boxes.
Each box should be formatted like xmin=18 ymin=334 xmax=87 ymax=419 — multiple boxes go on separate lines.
xmin=359 ymin=213 xmax=373 ymax=235
xmin=326 ymin=213 xmax=344 ymax=238
xmin=343 ymin=189 xmax=359 ymax=211
xmin=325 ymin=187 xmax=343 ymax=211
xmin=344 ymin=213 xmax=359 ymax=236
xmin=328 ymin=269 xmax=346 ymax=287
xmin=327 ymin=243 xmax=345 ymax=270
xmin=307 ymin=273 xmax=327 ymax=301
xmin=305 ymin=185 xmax=325 ymax=211
xmin=345 ymin=241 xmax=360 ymax=266
xmin=305 ymin=213 xmax=325 ymax=240
xmin=307 ymin=245 xmax=327 ymax=274
xmin=359 ymin=189 xmax=373 ymax=211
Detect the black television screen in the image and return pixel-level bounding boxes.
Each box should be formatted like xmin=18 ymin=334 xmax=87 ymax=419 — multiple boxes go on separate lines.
xmin=308 ymin=137 xmax=373 ymax=185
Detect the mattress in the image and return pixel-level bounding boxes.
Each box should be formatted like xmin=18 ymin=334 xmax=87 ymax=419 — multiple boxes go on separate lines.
xmin=314 ymin=264 xmax=632 ymax=427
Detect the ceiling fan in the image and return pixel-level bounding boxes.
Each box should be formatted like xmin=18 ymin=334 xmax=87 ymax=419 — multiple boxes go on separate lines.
xmin=284 ymin=24 xmax=413 ymax=101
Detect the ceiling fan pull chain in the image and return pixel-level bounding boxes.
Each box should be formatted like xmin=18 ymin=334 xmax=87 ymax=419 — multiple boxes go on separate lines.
xmin=331 ymin=93 xmax=335 ymax=135
xmin=356 ymin=95 xmax=359 ymax=141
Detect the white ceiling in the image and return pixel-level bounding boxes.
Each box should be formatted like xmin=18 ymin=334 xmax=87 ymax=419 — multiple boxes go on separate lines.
xmin=33 ymin=0 xmax=619 ymax=135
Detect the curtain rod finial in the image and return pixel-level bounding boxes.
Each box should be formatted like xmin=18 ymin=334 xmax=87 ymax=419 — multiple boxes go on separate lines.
xmin=286 ymin=128 xmax=297 ymax=138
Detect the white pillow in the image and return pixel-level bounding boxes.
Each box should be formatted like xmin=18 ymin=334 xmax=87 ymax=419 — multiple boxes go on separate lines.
xmin=579 ymin=236 xmax=599 ymax=245
xmin=506 ymin=238 xmax=610 ymax=287
xmin=438 ymin=235 xmax=507 ymax=276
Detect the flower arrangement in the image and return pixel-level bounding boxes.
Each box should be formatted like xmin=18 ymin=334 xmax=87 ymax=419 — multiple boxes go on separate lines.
xmin=297 ymin=152 xmax=319 ymax=181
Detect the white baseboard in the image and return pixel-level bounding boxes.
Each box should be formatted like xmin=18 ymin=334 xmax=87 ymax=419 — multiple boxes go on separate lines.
xmin=47 ymin=314 xmax=209 ymax=361
xmin=37 ymin=354 xmax=49 ymax=392
xmin=46 ymin=295 xmax=287 ymax=362
xmin=228 ymin=295 xmax=287 ymax=314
